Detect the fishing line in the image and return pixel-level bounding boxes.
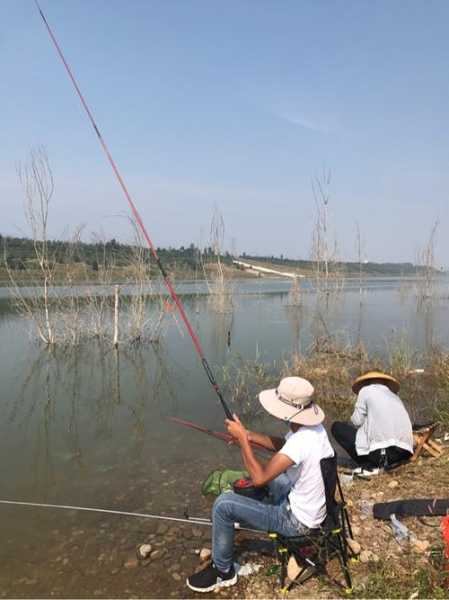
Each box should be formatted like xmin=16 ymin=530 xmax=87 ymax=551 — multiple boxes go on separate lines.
xmin=32 ymin=0 xmax=233 ymax=420
xmin=0 ymin=500 xmax=260 ymax=533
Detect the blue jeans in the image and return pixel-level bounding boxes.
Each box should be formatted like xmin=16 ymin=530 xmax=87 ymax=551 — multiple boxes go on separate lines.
xmin=212 ymin=473 xmax=308 ymax=572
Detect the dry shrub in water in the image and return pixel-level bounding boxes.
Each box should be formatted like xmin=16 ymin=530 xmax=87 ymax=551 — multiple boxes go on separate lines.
xmin=7 ymin=150 xmax=166 ymax=348
xmin=204 ymin=206 xmax=234 ymax=314
xmin=221 ymin=355 xmax=278 ymax=420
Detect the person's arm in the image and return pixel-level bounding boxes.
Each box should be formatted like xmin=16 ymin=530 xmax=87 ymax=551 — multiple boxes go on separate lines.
xmin=246 ymin=430 xmax=285 ymax=452
xmin=351 ymin=389 xmax=368 ymax=427
xmin=226 ymin=415 xmax=294 ymax=486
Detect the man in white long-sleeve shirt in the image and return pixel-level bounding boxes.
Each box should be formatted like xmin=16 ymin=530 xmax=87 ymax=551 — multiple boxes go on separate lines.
xmin=331 ymin=371 xmax=413 ymax=475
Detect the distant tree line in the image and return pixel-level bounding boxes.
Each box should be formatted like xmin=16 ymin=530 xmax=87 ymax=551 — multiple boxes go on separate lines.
xmin=1 ymin=234 xmax=438 ymax=276
xmin=0 ymin=234 xmax=233 ymax=273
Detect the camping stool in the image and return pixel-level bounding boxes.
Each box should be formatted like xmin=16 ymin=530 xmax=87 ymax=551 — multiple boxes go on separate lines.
xmin=268 ymin=455 xmax=353 ymax=593
xmin=412 ymin=423 xmax=443 ymax=461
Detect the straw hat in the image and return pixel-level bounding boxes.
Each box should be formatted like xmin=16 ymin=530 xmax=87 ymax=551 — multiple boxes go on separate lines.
xmin=352 ymin=371 xmax=400 ymax=394
xmin=259 ymin=377 xmax=324 ymax=426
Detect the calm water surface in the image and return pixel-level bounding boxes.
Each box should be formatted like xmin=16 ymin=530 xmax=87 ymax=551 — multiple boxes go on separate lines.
xmin=0 ymin=277 xmax=448 ymax=596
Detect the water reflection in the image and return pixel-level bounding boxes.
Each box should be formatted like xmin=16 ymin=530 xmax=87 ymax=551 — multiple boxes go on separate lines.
xmin=205 ymin=311 xmax=235 ymax=363
xmin=285 ymin=304 xmax=304 ymax=356
xmin=2 ymin=340 xmax=187 ymax=499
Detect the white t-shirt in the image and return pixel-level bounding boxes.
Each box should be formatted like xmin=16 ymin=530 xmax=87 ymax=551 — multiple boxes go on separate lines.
xmin=279 ymin=425 xmax=334 ymax=528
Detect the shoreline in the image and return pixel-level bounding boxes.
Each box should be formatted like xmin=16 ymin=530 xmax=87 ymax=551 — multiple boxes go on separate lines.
xmin=2 ymin=448 xmax=448 ymax=599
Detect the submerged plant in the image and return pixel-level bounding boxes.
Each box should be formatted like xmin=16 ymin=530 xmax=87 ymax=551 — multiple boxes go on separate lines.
xmin=220 ymin=355 xmax=278 ymax=420
xmin=6 ymin=151 xmax=167 ymax=348
xmin=204 ymin=207 xmax=234 ymax=314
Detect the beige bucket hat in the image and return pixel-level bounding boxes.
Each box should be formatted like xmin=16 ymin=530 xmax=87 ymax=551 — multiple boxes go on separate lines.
xmin=259 ymin=377 xmax=324 ymax=426
xmin=352 ymin=371 xmax=400 ymax=394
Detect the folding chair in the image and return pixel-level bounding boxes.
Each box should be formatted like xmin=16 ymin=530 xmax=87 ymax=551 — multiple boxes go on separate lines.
xmin=269 ymin=455 xmax=353 ymax=593
xmin=412 ymin=422 xmax=443 ymax=461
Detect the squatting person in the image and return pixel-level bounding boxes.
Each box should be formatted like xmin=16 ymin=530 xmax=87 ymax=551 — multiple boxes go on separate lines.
xmin=186 ymin=376 xmax=334 ymax=593
xmin=331 ymin=371 xmax=413 ymax=476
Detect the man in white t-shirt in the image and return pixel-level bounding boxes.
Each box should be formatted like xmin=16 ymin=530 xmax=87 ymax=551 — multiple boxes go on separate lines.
xmin=187 ymin=377 xmax=334 ymax=593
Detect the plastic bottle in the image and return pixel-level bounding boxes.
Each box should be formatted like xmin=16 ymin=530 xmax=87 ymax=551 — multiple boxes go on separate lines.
xmin=390 ymin=514 xmax=416 ymax=543
xmin=235 ymin=562 xmax=262 ymax=576
xmin=359 ymin=500 xmax=373 ymax=519
xmin=339 ymin=473 xmax=354 ymax=488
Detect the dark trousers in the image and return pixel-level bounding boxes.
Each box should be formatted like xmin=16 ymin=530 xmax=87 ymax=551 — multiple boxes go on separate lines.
xmin=331 ymin=421 xmax=412 ymax=469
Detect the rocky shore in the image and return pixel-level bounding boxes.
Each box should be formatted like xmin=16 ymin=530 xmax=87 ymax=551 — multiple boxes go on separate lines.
xmin=1 ymin=449 xmax=448 ymax=599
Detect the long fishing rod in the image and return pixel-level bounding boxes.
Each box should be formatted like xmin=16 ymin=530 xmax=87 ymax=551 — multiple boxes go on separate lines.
xmin=33 ymin=0 xmax=233 ymax=420
xmin=0 ymin=500 xmax=260 ymax=533
xmin=168 ymin=416 xmax=270 ymax=453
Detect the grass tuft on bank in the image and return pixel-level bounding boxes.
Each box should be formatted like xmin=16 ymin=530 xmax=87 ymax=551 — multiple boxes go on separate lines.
xmin=221 ymin=339 xmax=449 ymax=429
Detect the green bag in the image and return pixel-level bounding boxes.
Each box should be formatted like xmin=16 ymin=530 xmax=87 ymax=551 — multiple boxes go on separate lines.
xmin=201 ymin=469 xmax=249 ymax=496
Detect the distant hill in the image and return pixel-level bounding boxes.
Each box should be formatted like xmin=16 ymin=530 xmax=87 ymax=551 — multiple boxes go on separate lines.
xmin=1 ymin=234 xmax=204 ymax=273
xmin=0 ymin=234 xmax=440 ymax=279
xmin=237 ymin=253 xmax=440 ymax=277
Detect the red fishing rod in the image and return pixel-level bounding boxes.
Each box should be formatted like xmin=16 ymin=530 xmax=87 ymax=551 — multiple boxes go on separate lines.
xmin=33 ymin=0 xmax=233 ymax=420
xmin=168 ymin=416 xmax=270 ymax=453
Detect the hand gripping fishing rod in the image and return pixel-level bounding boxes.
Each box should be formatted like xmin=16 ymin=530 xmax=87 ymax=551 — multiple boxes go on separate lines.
xmin=33 ymin=0 xmax=233 ymax=420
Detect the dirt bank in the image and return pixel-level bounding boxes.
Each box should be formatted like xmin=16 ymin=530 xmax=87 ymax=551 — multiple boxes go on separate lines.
xmin=2 ymin=449 xmax=448 ymax=599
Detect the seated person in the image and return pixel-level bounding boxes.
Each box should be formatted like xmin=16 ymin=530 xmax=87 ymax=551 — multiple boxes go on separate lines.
xmin=331 ymin=371 xmax=413 ymax=475
xmin=186 ymin=376 xmax=334 ymax=593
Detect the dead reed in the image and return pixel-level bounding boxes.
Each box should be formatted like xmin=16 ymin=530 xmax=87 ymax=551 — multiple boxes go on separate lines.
xmin=5 ymin=148 xmax=167 ymax=348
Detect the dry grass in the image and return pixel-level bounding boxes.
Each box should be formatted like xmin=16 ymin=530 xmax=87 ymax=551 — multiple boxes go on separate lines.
xmin=221 ymin=339 xmax=449 ymax=427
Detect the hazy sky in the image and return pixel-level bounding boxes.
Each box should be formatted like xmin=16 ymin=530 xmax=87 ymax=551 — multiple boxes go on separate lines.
xmin=2 ymin=0 xmax=449 ymax=264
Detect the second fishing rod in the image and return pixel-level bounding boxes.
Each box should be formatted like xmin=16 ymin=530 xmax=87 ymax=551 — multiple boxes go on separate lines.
xmin=33 ymin=0 xmax=233 ymax=421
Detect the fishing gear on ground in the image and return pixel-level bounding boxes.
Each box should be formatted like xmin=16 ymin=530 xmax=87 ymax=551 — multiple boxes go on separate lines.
xmin=201 ymin=469 xmax=249 ymax=496
xmin=373 ymin=498 xmax=449 ymax=520
xmin=201 ymin=469 xmax=268 ymax=501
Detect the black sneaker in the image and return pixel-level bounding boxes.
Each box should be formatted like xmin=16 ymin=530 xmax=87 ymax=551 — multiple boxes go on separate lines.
xmin=186 ymin=562 xmax=237 ymax=593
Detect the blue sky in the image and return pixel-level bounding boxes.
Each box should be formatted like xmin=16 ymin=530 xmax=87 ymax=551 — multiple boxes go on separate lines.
xmin=1 ymin=0 xmax=449 ymax=264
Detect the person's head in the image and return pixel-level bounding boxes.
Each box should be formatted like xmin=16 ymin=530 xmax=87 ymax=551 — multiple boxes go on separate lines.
xmin=352 ymin=371 xmax=400 ymax=395
xmin=258 ymin=376 xmax=325 ymax=427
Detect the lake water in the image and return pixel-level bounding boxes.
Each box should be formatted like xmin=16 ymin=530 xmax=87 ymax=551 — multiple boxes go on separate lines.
xmin=0 ymin=276 xmax=448 ymax=597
